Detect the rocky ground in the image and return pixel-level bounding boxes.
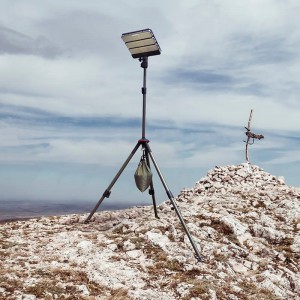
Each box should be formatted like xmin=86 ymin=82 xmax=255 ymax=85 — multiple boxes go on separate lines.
xmin=0 ymin=163 xmax=300 ymax=300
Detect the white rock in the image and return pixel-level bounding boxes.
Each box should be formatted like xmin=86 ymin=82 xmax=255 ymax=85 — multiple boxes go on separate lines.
xmin=228 ymin=259 xmax=249 ymax=273
xmin=220 ymin=188 xmax=226 ymax=195
xmin=146 ymin=230 xmax=171 ymax=252
xmin=20 ymin=295 xmax=36 ymax=300
xmin=259 ymin=277 xmax=286 ymax=298
xmin=213 ymin=182 xmax=223 ymax=189
xmin=176 ymin=282 xmax=194 ymax=297
xmin=123 ymin=240 xmax=136 ymax=251
xmin=236 ymin=169 xmax=248 ymax=178
xmin=243 ymin=260 xmax=252 ymax=269
xmin=126 ymin=249 xmax=143 ymax=259
xmin=251 ymin=224 xmax=285 ymax=244
xmin=77 ymin=284 xmax=90 ymax=295
xmin=291 ymin=235 xmax=300 ymax=252
xmin=220 ymin=215 xmax=248 ymax=236
xmin=77 ymin=240 xmax=93 ymax=252
xmin=278 ymin=176 xmax=285 ymax=184
xmin=107 ymin=243 xmax=118 ymax=251
xmin=208 ymin=288 xmax=217 ymax=300
xmin=260 ymin=214 xmax=276 ymax=228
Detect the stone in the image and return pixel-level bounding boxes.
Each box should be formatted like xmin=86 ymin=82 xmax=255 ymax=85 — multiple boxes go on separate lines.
xmin=107 ymin=243 xmax=118 ymax=251
xmin=213 ymin=182 xmax=223 ymax=189
xmin=176 ymin=282 xmax=194 ymax=298
xmin=77 ymin=285 xmax=90 ymax=296
xmin=236 ymin=169 xmax=248 ymax=178
xmin=123 ymin=240 xmax=136 ymax=251
xmin=228 ymin=259 xmax=249 ymax=273
xmin=251 ymin=224 xmax=285 ymax=244
xmin=21 ymin=295 xmax=37 ymax=300
xmin=220 ymin=215 xmax=248 ymax=236
xmin=126 ymin=249 xmax=143 ymax=259
xmin=291 ymin=235 xmax=300 ymax=252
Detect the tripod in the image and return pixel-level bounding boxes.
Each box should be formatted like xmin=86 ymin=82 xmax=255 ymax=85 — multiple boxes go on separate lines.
xmin=84 ymin=56 xmax=203 ymax=262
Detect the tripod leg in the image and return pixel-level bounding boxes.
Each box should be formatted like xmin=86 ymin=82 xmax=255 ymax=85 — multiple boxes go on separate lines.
xmin=84 ymin=142 xmax=141 ymax=223
xmin=144 ymin=143 xmax=203 ymax=262
xmin=143 ymin=146 xmax=159 ymax=219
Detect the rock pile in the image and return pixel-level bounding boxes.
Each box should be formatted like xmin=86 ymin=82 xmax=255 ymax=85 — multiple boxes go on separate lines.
xmin=1 ymin=163 xmax=300 ymax=300
xmin=177 ymin=163 xmax=300 ymax=202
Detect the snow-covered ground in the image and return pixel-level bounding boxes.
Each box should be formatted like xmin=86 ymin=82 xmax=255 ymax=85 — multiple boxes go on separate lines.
xmin=1 ymin=163 xmax=299 ymax=300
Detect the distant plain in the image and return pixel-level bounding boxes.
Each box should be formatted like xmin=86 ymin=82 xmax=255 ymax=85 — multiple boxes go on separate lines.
xmin=0 ymin=199 xmax=135 ymax=222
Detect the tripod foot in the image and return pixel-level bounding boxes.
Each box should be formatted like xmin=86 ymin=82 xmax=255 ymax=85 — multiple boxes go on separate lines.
xmin=195 ymin=254 xmax=205 ymax=263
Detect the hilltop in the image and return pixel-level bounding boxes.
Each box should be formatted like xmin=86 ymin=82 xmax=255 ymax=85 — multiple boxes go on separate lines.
xmin=0 ymin=163 xmax=299 ymax=299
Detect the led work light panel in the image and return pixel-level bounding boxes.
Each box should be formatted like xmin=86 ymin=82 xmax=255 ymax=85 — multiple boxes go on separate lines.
xmin=121 ymin=29 xmax=161 ymax=59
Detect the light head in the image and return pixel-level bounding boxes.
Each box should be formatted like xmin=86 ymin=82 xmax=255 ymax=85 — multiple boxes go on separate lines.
xmin=121 ymin=28 xmax=161 ymax=59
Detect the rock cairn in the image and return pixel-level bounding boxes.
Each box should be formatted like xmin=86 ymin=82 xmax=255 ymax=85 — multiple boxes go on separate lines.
xmin=177 ymin=163 xmax=300 ymax=202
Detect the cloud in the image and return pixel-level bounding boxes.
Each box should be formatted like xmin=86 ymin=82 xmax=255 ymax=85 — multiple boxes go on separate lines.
xmin=164 ymin=69 xmax=234 ymax=91
xmin=1 ymin=0 xmax=300 ymax=203
xmin=0 ymin=24 xmax=64 ymax=58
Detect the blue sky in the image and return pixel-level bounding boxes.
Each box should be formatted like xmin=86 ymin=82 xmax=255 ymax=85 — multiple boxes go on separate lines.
xmin=1 ymin=0 xmax=300 ymax=206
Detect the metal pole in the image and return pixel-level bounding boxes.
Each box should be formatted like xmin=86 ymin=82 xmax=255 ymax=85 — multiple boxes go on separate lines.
xmin=140 ymin=56 xmax=148 ymax=140
xmin=140 ymin=57 xmax=159 ymax=218
xmin=84 ymin=142 xmax=141 ymax=223
xmin=144 ymin=142 xmax=204 ymax=262
xmin=142 ymin=143 xmax=159 ymax=219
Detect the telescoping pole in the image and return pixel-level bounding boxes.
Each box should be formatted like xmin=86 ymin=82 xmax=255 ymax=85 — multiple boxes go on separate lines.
xmin=140 ymin=56 xmax=148 ymax=140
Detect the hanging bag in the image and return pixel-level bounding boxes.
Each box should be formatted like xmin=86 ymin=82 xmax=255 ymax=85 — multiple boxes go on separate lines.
xmin=134 ymin=152 xmax=152 ymax=192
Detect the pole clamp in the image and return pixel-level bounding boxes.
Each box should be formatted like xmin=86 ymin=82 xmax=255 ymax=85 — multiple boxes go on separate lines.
xmin=103 ymin=190 xmax=111 ymax=198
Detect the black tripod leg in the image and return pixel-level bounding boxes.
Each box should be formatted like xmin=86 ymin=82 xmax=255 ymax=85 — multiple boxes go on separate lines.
xmin=144 ymin=143 xmax=203 ymax=262
xmin=84 ymin=142 xmax=141 ymax=223
xmin=143 ymin=146 xmax=159 ymax=219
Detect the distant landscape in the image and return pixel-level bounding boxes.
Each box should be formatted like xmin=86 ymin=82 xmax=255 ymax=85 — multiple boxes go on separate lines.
xmin=0 ymin=199 xmax=135 ymax=222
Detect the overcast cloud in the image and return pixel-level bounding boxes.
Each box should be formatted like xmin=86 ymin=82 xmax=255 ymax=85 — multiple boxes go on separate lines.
xmin=1 ymin=0 xmax=300 ymax=206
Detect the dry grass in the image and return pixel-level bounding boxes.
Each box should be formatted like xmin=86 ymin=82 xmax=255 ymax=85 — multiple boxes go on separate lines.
xmin=0 ymin=265 xmax=108 ymax=299
xmin=108 ymin=288 xmax=131 ymax=300
xmin=129 ymin=236 xmax=144 ymax=249
xmin=147 ymin=257 xmax=184 ymax=276
xmin=213 ymin=250 xmax=228 ymax=262
xmin=235 ymin=281 xmax=282 ymax=300
xmin=210 ymin=219 xmax=233 ymax=235
xmin=209 ymin=280 xmax=284 ymax=300
xmin=182 ymin=280 xmax=212 ymax=300
xmin=24 ymin=280 xmax=66 ymax=297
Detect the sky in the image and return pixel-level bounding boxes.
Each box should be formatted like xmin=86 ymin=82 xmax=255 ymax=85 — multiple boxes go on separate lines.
xmin=1 ymin=0 xmax=300 ymax=207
